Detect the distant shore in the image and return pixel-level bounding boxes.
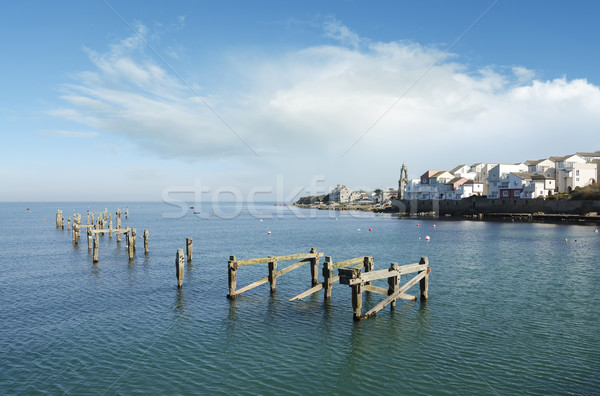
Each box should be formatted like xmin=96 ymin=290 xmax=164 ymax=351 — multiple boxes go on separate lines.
xmin=291 ymin=202 xmax=600 ymax=225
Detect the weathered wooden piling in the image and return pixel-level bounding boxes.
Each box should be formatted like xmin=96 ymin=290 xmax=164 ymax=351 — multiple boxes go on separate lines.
xmin=419 ymin=257 xmax=429 ymax=300
xmin=186 ymin=238 xmax=193 ymax=262
xmin=87 ymin=229 xmax=92 ymax=250
xmin=268 ymin=257 xmax=277 ymax=293
xmin=227 ymin=255 xmax=237 ymax=298
xmin=126 ymin=207 xmax=129 ymax=219
xmin=127 ymin=233 xmax=134 ymax=261
xmin=72 ymin=223 xmax=77 ymax=244
xmin=67 ymin=217 xmax=71 ymax=231
xmin=143 ymin=229 xmax=149 ymax=254
xmin=93 ymin=234 xmax=99 ymax=263
xmin=132 ymin=228 xmax=137 ymax=252
xmin=309 ymin=247 xmax=319 ymax=285
xmin=388 ymin=263 xmax=399 ymax=310
xmin=323 ymin=256 xmax=334 ymax=299
xmin=56 ymin=210 xmax=63 ymax=228
xmin=364 ymin=256 xmax=374 ymax=286
xmin=351 ymin=283 xmax=364 ymax=321
xmin=116 ymin=209 xmax=122 ymax=229
xmin=176 ymin=249 xmax=184 ymax=289
xmin=61 ymin=217 xmax=65 ymax=229
xmin=109 ymin=220 xmax=113 ymax=238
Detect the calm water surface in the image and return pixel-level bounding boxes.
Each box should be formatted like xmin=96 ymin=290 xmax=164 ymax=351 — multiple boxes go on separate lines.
xmin=1 ymin=202 xmax=599 ymax=395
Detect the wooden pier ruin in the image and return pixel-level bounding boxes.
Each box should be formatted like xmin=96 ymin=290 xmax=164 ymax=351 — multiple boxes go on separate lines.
xmin=228 ymin=249 xmax=431 ymax=321
xmin=57 ymin=207 xmax=146 ymax=264
xmin=339 ymin=257 xmax=430 ymax=320
xmin=227 ymin=248 xmax=323 ymax=299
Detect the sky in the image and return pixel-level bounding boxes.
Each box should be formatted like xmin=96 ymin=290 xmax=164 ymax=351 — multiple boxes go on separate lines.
xmin=1 ymin=0 xmax=599 ymax=202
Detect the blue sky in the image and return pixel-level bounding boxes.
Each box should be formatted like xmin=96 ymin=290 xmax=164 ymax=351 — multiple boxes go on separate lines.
xmin=1 ymin=1 xmax=599 ymax=202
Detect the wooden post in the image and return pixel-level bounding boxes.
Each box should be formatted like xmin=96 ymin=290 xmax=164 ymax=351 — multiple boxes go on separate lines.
xmin=67 ymin=217 xmax=71 ymax=231
xmin=56 ymin=210 xmax=62 ymax=228
xmin=323 ymin=256 xmax=334 ymax=300
xmin=176 ymin=249 xmax=184 ymax=289
xmin=116 ymin=209 xmax=121 ymax=229
xmin=268 ymin=258 xmax=277 ymax=293
xmin=126 ymin=207 xmax=129 ymax=219
xmin=186 ymin=238 xmax=193 ymax=262
xmin=93 ymin=234 xmax=99 ymax=263
xmin=309 ymin=247 xmax=319 ymax=285
xmin=419 ymin=257 xmax=429 ymax=300
xmin=127 ymin=233 xmax=134 ymax=261
xmin=109 ymin=220 xmax=113 ymax=239
xmin=364 ymin=256 xmax=374 ymax=286
xmin=61 ymin=217 xmax=65 ymax=230
xmin=72 ymin=223 xmax=77 ymax=244
xmin=132 ymin=228 xmax=137 ymax=252
xmin=143 ymin=229 xmax=149 ymax=254
xmin=75 ymin=223 xmax=80 ymax=244
xmin=388 ymin=262 xmax=399 ymax=310
xmin=87 ymin=229 xmax=92 ymax=250
xmin=227 ymin=255 xmax=237 ymax=298
xmin=351 ymin=283 xmax=364 ymax=321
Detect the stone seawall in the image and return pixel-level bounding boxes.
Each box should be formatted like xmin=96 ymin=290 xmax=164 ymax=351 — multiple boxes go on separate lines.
xmin=392 ymin=197 xmax=600 ymax=216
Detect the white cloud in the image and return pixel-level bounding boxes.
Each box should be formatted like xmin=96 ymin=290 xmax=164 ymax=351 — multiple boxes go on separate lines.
xmin=51 ymin=21 xmax=600 ymax=184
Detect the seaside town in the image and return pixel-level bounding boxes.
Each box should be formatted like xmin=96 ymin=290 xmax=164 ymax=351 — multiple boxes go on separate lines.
xmin=297 ymin=152 xmax=600 ymax=209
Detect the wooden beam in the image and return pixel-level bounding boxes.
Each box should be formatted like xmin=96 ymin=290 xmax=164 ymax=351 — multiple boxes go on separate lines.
xmin=288 ymin=283 xmax=324 ymax=301
xmin=233 ymin=276 xmax=269 ymax=296
xmin=309 ymin=247 xmax=319 ymax=285
xmin=332 ymin=256 xmax=366 ymax=269
xmin=90 ymin=228 xmax=130 ymax=234
xmin=235 ymin=252 xmax=323 ymax=266
xmin=364 ymin=285 xmax=388 ymax=295
xmin=275 ymin=259 xmax=310 ymax=277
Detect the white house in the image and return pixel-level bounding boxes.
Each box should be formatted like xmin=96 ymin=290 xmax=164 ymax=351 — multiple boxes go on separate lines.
xmin=556 ymin=162 xmax=598 ymax=193
xmin=526 ymin=158 xmax=555 ymax=174
xmin=521 ymin=175 xmax=556 ymax=198
xmin=487 ymin=164 xmax=528 ymax=198
xmin=452 ymin=180 xmax=484 ymax=200
xmin=449 ymin=164 xmax=477 ymax=180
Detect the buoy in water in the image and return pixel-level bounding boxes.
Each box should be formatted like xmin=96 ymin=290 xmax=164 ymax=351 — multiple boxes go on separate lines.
xmin=417 ymin=223 xmax=419 ymax=227
xmin=595 ymin=229 xmax=599 ymax=233
xmin=433 ymin=224 xmax=436 ymax=228
xmin=260 ymin=219 xmax=263 ymax=222
xmin=43 ymin=219 xmax=46 ymax=221
xmin=425 ymin=235 xmax=431 ymax=241
xmin=369 ymin=228 xmax=372 ymax=232
xmin=267 ymin=231 xmax=271 ymax=235
xmin=565 ymin=238 xmax=568 ymax=242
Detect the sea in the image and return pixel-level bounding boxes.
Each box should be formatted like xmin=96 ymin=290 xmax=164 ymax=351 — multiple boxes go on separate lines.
xmin=1 ymin=202 xmax=599 ymax=395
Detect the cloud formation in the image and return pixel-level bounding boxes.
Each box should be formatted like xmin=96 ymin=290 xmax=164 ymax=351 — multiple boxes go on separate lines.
xmin=52 ymin=20 xmax=600 ymax=181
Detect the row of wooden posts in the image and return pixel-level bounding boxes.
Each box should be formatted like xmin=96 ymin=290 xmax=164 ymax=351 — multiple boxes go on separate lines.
xmin=57 ymin=208 xmax=145 ymax=263
xmin=226 ymin=248 xmax=430 ymax=321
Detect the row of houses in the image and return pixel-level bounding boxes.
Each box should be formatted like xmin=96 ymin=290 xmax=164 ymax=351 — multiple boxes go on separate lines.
xmin=402 ymin=152 xmax=600 ymax=201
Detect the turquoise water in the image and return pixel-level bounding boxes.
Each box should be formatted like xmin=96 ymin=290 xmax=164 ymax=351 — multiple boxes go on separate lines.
xmin=1 ymin=202 xmax=599 ymax=395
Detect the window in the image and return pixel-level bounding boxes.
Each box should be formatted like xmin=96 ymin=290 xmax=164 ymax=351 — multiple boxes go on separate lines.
xmin=576 ymin=170 xmax=580 ymax=176
xmin=502 ymin=191 xmax=509 ymax=197
xmin=576 ymin=178 xmax=579 ymax=182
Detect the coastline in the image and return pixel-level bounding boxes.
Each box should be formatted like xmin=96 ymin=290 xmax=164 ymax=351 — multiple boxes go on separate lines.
xmin=291 ymin=202 xmax=600 ymax=225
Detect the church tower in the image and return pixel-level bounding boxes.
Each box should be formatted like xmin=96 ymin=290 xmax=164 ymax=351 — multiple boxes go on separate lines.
xmin=398 ymin=164 xmax=408 ymax=200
